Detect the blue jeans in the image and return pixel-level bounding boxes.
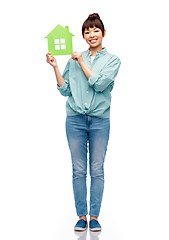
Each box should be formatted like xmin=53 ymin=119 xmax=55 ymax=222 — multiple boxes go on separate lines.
xmin=66 ymin=115 xmax=110 ymax=217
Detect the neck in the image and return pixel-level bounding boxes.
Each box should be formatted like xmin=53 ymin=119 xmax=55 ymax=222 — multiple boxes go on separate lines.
xmin=89 ymin=45 xmax=103 ymax=56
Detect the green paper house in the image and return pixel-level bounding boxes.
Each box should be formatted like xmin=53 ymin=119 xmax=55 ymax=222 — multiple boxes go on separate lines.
xmin=45 ymin=24 xmax=74 ymax=56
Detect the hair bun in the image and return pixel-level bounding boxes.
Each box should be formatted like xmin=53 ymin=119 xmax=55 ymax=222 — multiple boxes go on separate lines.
xmin=88 ymin=13 xmax=100 ymax=19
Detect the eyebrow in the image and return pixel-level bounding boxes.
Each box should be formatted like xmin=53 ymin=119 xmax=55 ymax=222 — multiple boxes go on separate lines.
xmin=85 ymin=27 xmax=99 ymax=31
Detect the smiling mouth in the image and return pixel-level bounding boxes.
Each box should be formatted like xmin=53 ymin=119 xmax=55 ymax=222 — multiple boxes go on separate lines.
xmin=90 ymin=39 xmax=97 ymax=44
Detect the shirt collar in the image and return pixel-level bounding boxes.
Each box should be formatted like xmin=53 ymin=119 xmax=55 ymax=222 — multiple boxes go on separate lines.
xmin=86 ymin=47 xmax=107 ymax=57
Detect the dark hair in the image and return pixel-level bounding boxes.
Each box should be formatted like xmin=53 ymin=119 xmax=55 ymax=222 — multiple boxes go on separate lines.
xmin=82 ymin=13 xmax=105 ymax=38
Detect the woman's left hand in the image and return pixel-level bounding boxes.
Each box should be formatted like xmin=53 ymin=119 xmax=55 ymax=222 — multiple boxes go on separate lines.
xmin=71 ymin=52 xmax=83 ymax=65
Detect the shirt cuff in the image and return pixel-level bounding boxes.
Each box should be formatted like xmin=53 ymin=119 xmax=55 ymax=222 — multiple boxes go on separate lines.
xmin=57 ymin=81 xmax=67 ymax=91
xmin=88 ymin=72 xmax=99 ymax=87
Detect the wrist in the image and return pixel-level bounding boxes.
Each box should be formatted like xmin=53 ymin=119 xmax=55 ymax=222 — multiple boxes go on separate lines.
xmin=53 ymin=65 xmax=59 ymax=71
xmin=78 ymin=59 xmax=84 ymax=66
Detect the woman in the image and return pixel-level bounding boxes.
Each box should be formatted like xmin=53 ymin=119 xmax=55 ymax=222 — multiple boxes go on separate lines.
xmin=46 ymin=13 xmax=121 ymax=232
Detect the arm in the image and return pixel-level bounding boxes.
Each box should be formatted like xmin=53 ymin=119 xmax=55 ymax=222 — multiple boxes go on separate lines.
xmin=88 ymin=56 xmax=121 ymax=92
xmin=46 ymin=53 xmax=71 ymax=96
xmin=71 ymin=52 xmax=93 ymax=79
xmin=71 ymin=52 xmax=121 ymax=92
xmin=46 ymin=52 xmax=65 ymax=87
xmin=53 ymin=66 xmax=65 ymax=87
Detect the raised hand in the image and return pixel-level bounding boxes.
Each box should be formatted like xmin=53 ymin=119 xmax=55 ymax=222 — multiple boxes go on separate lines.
xmin=46 ymin=53 xmax=58 ymax=68
xmin=71 ymin=52 xmax=84 ymax=64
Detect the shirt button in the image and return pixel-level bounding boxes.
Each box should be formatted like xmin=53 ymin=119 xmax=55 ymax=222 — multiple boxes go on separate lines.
xmin=86 ymin=91 xmax=88 ymax=93
xmin=85 ymin=103 xmax=87 ymax=105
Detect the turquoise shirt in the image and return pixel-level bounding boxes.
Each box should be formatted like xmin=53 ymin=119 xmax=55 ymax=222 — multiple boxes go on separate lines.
xmin=57 ymin=48 xmax=121 ymax=118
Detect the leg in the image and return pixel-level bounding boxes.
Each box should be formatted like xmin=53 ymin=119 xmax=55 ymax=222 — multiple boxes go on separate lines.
xmin=66 ymin=115 xmax=88 ymax=217
xmin=88 ymin=117 xmax=110 ymax=217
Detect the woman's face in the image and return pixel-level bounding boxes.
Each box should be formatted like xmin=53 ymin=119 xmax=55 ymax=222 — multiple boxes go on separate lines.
xmin=83 ymin=27 xmax=105 ymax=49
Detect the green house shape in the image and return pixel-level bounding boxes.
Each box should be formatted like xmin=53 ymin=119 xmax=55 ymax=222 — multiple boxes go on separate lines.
xmin=45 ymin=24 xmax=74 ymax=56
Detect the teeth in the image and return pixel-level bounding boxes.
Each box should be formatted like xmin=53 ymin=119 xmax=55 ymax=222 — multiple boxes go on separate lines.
xmin=91 ymin=39 xmax=97 ymax=43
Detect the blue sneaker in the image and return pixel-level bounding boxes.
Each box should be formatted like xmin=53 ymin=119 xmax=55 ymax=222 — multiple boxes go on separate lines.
xmin=74 ymin=219 xmax=88 ymax=231
xmin=89 ymin=219 xmax=102 ymax=232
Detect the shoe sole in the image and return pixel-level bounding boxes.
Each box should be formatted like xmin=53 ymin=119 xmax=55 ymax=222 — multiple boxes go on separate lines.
xmin=74 ymin=225 xmax=88 ymax=232
xmin=90 ymin=227 xmax=102 ymax=232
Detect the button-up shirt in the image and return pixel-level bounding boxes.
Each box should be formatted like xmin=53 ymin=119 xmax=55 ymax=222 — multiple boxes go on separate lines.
xmin=57 ymin=48 xmax=121 ymax=118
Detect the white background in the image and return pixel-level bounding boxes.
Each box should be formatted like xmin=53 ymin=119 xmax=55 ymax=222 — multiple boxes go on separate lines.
xmin=0 ymin=0 xmax=169 ymax=239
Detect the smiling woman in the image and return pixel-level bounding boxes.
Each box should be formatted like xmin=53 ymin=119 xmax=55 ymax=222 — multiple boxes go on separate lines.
xmin=46 ymin=12 xmax=121 ymax=232
xmin=83 ymin=26 xmax=106 ymax=56
xmin=81 ymin=13 xmax=106 ymax=56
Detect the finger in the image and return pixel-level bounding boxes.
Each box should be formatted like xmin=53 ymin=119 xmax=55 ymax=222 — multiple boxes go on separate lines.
xmin=47 ymin=55 xmax=54 ymax=61
xmin=71 ymin=54 xmax=75 ymax=60
xmin=47 ymin=57 xmax=53 ymax=63
xmin=46 ymin=52 xmax=52 ymax=57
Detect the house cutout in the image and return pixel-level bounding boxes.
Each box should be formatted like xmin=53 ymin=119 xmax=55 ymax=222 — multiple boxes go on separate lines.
xmin=45 ymin=24 xmax=74 ymax=56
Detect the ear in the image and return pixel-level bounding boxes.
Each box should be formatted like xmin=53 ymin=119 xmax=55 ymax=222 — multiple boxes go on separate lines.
xmin=103 ymin=30 xmax=106 ymax=38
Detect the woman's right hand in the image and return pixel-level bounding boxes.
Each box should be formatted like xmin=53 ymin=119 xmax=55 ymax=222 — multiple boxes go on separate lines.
xmin=46 ymin=53 xmax=58 ymax=68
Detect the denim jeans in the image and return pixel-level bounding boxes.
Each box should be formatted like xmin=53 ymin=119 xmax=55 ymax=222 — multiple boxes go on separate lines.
xmin=66 ymin=114 xmax=110 ymax=217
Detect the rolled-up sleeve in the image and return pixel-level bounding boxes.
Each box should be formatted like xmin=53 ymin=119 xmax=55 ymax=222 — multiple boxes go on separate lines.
xmin=57 ymin=59 xmax=72 ymax=97
xmin=88 ymin=56 xmax=121 ymax=92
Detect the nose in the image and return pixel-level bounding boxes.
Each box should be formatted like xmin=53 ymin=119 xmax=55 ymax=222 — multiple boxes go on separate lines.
xmin=90 ymin=31 xmax=95 ymax=38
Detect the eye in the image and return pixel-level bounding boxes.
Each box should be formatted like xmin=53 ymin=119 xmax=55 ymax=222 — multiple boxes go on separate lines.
xmin=85 ymin=31 xmax=90 ymax=34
